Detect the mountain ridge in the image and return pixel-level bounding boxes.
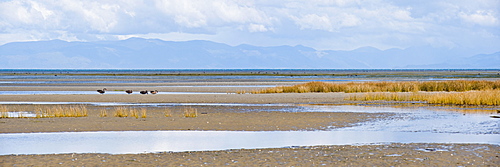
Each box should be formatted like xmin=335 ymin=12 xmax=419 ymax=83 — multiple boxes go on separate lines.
xmin=0 ymin=38 xmax=497 ymax=69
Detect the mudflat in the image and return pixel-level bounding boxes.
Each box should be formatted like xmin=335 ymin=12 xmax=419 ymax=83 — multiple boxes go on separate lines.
xmin=2 ymin=144 xmax=498 ymax=166
xmin=1 ymin=74 xmax=499 ymax=166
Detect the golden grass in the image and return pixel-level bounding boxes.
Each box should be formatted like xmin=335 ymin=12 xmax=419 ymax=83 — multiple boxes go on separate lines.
xmin=130 ymin=108 xmax=139 ymax=119
xmin=0 ymin=105 xmax=7 ymax=112
xmin=164 ymin=108 xmax=172 ymax=117
xmin=0 ymin=112 xmax=8 ymax=118
xmin=0 ymin=105 xmax=191 ymax=119
xmin=249 ymin=80 xmax=500 ymax=94
xmin=183 ymin=107 xmax=198 ymax=118
xmin=99 ymin=109 xmax=108 ymax=117
xmin=113 ymin=107 xmax=129 ymax=117
xmin=34 ymin=105 xmax=88 ymax=118
xmin=140 ymin=108 xmax=147 ymax=118
xmin=0 ymin=105 xmax=8 ymax=118
xmin=347 ymin=90 xmax=500 ymax=106
xmin=112 ymin=107 xmax=149 ymax=118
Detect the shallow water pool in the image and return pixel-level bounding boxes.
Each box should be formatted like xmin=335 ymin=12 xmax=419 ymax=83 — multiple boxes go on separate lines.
xmin=1 ymin=130 xmax=498 ymax=155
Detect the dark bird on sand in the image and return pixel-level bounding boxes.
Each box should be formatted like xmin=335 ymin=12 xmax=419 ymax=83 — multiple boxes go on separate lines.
xmin=150 ymin=90 xmax=158 ymax=94
xmin=125 ymin=90 xmax=133 ymax=94
xmin=97 ymin=88 xmax=107 ymax=94
xmin=140 ymin=90 xmax=148 ymax=94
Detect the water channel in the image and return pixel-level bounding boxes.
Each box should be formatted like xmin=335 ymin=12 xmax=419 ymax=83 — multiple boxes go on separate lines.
xmin=0 ymin=103 xmax=498 ymax=155
xmin=1 ymin=130 xmax=498 ymax=155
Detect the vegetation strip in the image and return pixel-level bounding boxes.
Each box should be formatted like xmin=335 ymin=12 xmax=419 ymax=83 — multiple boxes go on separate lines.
xmin=346 ymin=90 xmax=500 ymax=106
xmin=251 ymin=80 xmax=500 ymax=93
xmin=0 ymin=105 xmax=201 ymax=119
xmin=250 ymin=80 xmax=500 ymax=105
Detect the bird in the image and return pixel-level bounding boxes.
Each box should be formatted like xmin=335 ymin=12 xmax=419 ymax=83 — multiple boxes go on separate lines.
xmin=150 ymin=90 xmax=158 ymax=94
xmin=125 ymin=90 xmax=133 ymax=94
xmin=97 ymin=88 xmax=107 ymax=94
xmin=140 ymin=90 xmax=148 ymax=94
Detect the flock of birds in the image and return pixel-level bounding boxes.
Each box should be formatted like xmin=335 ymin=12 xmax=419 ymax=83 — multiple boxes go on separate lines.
xmin=97 ymin=88 xmax=158 ymax=94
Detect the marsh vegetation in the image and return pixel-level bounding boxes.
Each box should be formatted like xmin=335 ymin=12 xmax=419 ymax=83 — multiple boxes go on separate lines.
xmin=249 ymin=80 xmax=500 ymax=106
xmin=251 ymin=80 xmax=500 ymax=93
xmin=0 ymin=105 xmax=179 ymax=119
xmin=183 ymin=107 xmax=198 ymax=118
xmin=346 ymin=90 xmax=500 ymax=106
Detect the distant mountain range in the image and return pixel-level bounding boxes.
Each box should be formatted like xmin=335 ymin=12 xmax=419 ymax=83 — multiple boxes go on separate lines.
xmin=0 ymin=38 xmax=498 ymax=69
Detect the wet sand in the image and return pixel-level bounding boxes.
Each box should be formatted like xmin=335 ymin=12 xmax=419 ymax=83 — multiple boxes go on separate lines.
xmin=0 ymin=108 xmax=388 ymax=133
xmin=2 ymin=143 xmax=498 ymax=166
xmin=0 ymin=92 xmax=350 ymax=103
xmin=1 ymin=80 xmax=499 ymax=166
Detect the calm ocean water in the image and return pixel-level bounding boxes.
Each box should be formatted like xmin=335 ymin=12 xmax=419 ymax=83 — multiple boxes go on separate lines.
xmin=0 ymin=69 xmax=498 ymax=84
xmin=0 ymin=69 xmax=496 ymax=74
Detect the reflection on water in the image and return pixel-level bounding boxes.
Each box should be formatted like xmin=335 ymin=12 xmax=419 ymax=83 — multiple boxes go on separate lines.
xmin=340 ymin=111 xmax=500 ymax=134
xmin=1 ymin=130 xmax=498 ymax=155
xmin=302 ymin=105 xmax=500 ymax=134
xmin=1 ymin=111 xmax=36 ymax=118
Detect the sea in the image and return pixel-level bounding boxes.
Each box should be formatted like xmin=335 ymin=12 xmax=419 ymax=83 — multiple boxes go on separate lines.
xmin=0 ymin=68 xmax=497 ymax=75
xmin=0 ymin=69 xmax=498 ymax=84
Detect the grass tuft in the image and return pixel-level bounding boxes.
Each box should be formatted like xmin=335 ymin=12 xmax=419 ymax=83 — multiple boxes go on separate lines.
xmin=164 ymin=108 xmax=172 ymax=117
xmin=140 ymin=108 xmax=147 ymax=118
xmin=112 ymin=107 xmax=148 ymax=118
xmin=99 ymin=109 xmax=108 ymax=117
xmin=130 ymin=108 xmax=139 ymax=119
xmin=113 ymin=107 xmax=128 ymax=117
xmin=0 ymin=105 xmax=8 ymax=118
xmin=183 ymin=107 xmax=198 ymax=118
xmin=33 ymin=105 xmax=88 ymax=118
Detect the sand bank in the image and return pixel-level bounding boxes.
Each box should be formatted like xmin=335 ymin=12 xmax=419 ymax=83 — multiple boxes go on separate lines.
xmin=1 ymin=143 xmax=497 ymax=166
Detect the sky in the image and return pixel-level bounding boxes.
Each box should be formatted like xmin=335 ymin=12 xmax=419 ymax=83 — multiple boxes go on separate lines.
xmin=0 ymin=0 xmax=499 ymax=53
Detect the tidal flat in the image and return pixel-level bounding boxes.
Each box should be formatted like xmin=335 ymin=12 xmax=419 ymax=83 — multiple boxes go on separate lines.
xmin=0 ymin=69 xmax=499 ymax=166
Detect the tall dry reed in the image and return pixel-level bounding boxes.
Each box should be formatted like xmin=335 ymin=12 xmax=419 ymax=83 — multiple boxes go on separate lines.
xmin=183 ymin=107 xmax=198 ymax=118
xmin=140 ymin=108 xmax=147 ymax=118
xmin=130 ymin=108 xmax=139 ymax=119
xmin=112 ymin=107 xmax=148 ymax=118
xmin=0 ymin=105 xmax=8 ymax=118
xmin=164 ymin=108 xmax=172 ymax=117
xmin=347 ymin=90 xmax=500 ymax=105
xmin=99 ymin=109 xmax=108 ymax=117
xmin=250 ymin=80 xmax=500 ymax=94
xmin=34 ymin=105 xmax=88 ymax=118
xmin=113 ymin=107 xmax=129 ymax=117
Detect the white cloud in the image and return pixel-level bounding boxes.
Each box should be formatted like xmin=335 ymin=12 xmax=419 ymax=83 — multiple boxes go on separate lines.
xmin=153 ymin=0 xmax=274 ymax=30
xmin=459 ymin=10 xmax=498 ymax=26
xmin=0 ymin=0 xmax=498 ymax=53
xmin=292 ymin=14 xmax=333 ymax=31
xmin=248 ymin=24 xmax=269 ymax=32
xmin=0 ymin=0 xmax=56 ymax=28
